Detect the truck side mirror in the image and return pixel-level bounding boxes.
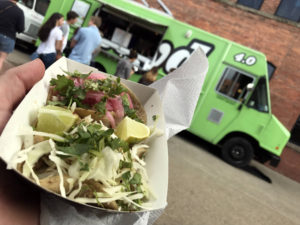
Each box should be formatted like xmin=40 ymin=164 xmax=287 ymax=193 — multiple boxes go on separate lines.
xmin=238 ymin=83 xmax=254 ymax=111
xmin=246 ymin=83 xmax=254 ymax=91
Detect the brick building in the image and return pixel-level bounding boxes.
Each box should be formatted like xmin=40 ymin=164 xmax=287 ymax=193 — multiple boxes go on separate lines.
xmin=137 ymin=0 xmax=300 ymax=181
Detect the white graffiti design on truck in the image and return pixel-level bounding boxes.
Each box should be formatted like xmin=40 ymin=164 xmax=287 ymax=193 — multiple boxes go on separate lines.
xmin=150 ymin=39 xmax=214 ymax=74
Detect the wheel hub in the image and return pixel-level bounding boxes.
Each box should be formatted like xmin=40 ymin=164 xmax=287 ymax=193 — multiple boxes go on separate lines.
xmin=230 ymin=146 xmax=245 ymax=160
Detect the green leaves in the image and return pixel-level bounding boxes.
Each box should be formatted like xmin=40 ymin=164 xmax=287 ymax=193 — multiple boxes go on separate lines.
xmin=56 ymin=143 xmax=90 ymax=156
xmin=121 ymin=95 xmax=142 ymax=123
xmin=121 ymin=171 xmax=142 ymax=192
xmin=50 ymin=71 xmax=130 ymax=116
xmin=152 ymin=115 xmax=158 ymax=121
xmin=108 ymin=138 xmax=129 ymax=152
xmin=63 ymin=69 xmax=91 ymax=79
xmin=58 ymin=122 xmax=128 ymax=159
xmin=130 ymin=173 xmax=142 ymax=185
xmin=50 ymin=75 xmax=74 ymax=94
xmin=94 ymin=99 xmax=107 ymax=116
xmin=50 ymin=75 xmax=87 ymax=108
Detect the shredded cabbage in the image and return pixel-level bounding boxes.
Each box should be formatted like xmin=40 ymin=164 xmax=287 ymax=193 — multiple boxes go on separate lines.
xmin=13 ymin=109 xmax=157 ymax=211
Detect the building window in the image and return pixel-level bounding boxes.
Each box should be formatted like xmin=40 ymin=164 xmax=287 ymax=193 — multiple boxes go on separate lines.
xmin=237 ymin=0 xmax=264 ymax=10
xmin=267 ymin=61 xmax=276 ymax=80
xmin=275 ymin=0 xmax=300 ymax=22
xmin=216 ymin=67 xmax=254 ymax=101
xmin=290 ymin=115 xmax=300 ymax=146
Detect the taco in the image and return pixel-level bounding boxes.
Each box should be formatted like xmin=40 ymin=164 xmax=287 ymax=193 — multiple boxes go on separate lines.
xmin=10 ymin=71 xmax=155 ymax=211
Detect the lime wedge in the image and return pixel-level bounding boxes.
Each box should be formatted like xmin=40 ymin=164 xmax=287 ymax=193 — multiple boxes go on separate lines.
xmin=115 ymin=116 xmax=150 ymax=143
xmin=36 ymin=105 xmax=78 ymax=135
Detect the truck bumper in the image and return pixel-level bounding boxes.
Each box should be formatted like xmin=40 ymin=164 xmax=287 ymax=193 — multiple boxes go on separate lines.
xmin=255 ymin=150 xmax=281 ymax=167
xmin=269 ymin=154 xmax=280 ymax=167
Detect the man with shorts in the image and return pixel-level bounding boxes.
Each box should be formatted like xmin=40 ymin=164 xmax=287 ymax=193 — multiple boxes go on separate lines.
xmin=0 ymin=0 xmax=24 ymax=71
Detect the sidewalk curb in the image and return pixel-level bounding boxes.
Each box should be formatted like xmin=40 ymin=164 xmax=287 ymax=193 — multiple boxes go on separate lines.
xmin=286 ymin=142 xmax=300 ymax=153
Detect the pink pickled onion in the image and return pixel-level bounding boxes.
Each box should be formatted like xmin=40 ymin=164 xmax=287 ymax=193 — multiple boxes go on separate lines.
xmin=83 ymin=91 xmax=105 ymax=106
xmin=105 ymin=111 xmax=116 ymax=128
xmin=88 ymin=72 xmax=107 ymax=80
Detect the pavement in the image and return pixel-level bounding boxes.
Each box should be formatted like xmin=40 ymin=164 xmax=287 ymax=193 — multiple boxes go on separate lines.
xmin=2 ymin=47 xmax=300 ymax=225
xmin=155 ymin=133 xmax=300 ymax=225
xmin=0 ymin=46 xmax=31 ymax=75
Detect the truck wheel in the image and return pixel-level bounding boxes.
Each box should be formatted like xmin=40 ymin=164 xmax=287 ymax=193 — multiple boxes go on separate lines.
xmin=221 ymin=137 xmax=254 ymax=168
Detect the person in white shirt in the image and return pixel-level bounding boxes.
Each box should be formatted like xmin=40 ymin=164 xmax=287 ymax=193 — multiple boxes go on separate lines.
xmin=36 ymin=13 xmax=64 ymax=68
xmin=61 ymin=11 xmax=78 ymax=52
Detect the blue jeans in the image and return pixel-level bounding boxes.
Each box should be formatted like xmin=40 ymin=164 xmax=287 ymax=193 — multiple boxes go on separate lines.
xmin=0 ymin=33 xmax=15 ymax=53
xmin=39 ymin=53 xmax=56 ymax=69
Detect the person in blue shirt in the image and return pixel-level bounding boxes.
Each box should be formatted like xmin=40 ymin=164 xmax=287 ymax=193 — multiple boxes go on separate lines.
xmin=69 ymin=17 xmax=102 ymax=65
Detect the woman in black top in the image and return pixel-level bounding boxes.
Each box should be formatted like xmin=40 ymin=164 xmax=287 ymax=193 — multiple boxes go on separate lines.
xmin=0 ymin=0 xmax=24 ymax=72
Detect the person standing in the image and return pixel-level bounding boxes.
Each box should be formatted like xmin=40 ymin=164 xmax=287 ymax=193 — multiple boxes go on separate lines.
xmin=115 ymin=49 xmax=138 ymax=80
xmin=36 ymin=13 xmax=64 ymax=68
xmin=69 ymin=16 xmax=102 ymax=65
xmin=0 ymin=0 xmax=24 ymax=71
xmin=61 ymin=11 xmax=79 ymax=52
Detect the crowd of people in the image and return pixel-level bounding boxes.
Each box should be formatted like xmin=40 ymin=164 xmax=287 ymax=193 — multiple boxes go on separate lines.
xmin=0 ymin=0 xmax=160 ymax=84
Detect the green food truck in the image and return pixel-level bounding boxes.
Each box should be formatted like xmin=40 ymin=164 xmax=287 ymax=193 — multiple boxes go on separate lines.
xmin=43 ymin=0 xmax=290 ymax=167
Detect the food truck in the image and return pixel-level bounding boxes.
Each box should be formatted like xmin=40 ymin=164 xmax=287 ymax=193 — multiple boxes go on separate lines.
xmin=42 ymin=0 xmax=290 ymax=167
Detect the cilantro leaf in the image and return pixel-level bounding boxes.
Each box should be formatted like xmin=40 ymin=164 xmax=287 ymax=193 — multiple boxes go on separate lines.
xmin=56 ymin=143 xmax=90 ymax=156
xmin=94 ymin=99 xmax=107 ymax=115
xmin=130 ymin=173 xmax=142 ymax=185
xmin=119 ymin=160 xmax=132 ymax=169
xmin=50 ymin=75 xmax=74 ymax=93
xmin=63 ymin=70 xmax=92 ymax=79
xmin=121 ymin=95 xmax=142 ymax=122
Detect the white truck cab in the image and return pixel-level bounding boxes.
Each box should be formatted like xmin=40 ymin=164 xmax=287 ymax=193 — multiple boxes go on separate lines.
xmin=16 ymin=0 xmax=50 ymax=45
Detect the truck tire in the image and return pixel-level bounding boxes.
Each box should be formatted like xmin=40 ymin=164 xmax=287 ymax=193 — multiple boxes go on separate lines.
xmin=221 ymin=137 xmax=254 ymax=168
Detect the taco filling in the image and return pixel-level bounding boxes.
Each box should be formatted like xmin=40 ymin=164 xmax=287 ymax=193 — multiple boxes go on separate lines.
xmin=47 ymin=70 xmax=147 ymax=128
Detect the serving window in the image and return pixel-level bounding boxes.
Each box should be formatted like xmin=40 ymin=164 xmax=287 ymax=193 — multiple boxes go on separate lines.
xmin=94 ymin=5 xmax=167 ymax=59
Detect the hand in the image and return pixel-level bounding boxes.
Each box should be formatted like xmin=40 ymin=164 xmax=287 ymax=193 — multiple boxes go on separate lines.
xmin=0 ymin=59 xmax=44 ymax=225
xmin=0 ymin=59 xmax=45 ymax=133
xmin=56 ymin=52 xmax=62 ymax=60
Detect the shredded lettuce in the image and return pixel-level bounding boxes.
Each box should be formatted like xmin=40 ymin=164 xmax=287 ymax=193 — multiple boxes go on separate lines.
xmin=13 ymin=102 xmax=156 ymax=211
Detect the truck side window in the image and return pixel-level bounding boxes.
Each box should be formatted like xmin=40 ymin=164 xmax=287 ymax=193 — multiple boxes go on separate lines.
xmin=247 ymin=78 xmax=269 ymax=113
xmin=216 ymin=67 xmax=253 ymax=101
xmin=18 ymin=0 xmax=34 ymax=8
xmin=35 ymin=0 xmax=50 ymax=16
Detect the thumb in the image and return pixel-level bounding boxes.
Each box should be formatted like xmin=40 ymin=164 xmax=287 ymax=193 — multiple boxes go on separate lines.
xmin=0 ymin=59 xmax=45 ymax=111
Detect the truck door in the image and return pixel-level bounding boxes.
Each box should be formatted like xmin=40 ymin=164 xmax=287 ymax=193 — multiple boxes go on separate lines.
xmin=189 ymin=66 xmax=255 ymax=142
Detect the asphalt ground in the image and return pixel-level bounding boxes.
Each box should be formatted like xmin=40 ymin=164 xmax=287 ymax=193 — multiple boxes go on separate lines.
xmin=155 ymin=132 xmax=300 ymax=225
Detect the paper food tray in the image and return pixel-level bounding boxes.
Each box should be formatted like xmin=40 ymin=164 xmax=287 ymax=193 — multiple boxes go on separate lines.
xmin=0 ymin=57 xmax=168 ymax=212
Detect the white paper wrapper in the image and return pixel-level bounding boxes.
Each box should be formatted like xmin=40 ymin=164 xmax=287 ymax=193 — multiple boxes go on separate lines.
xmin=0 ymin=48 xmax=208 ymax=225
xmin=150 ymin=48 xmax=209 ymax=139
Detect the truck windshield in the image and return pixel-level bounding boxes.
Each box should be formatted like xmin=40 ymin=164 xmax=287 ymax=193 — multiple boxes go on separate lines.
xmin=18 ymin=0 xmax=33 ymax=8
xmin=35 ymin=0 xmax=50 ymax=16
xmin=247 ymin=78 xmax=269 ymax=113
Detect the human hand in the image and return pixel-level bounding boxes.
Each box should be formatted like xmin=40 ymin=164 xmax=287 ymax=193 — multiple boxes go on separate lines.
xmin=0 ymin=59 xmax=45 ymax=133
